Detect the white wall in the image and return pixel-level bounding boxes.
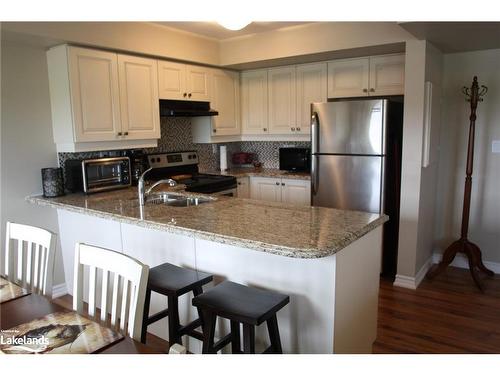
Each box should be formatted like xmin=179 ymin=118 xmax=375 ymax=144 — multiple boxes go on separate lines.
xmin=1 ymin=40 xmax=65 ymax=285
xmin=434 ymin=48 xmax=500 ymax=263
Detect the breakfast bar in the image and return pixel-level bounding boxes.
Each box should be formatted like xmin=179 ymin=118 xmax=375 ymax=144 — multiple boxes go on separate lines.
xmin=28 ymin=188 xmax=387 ymax=354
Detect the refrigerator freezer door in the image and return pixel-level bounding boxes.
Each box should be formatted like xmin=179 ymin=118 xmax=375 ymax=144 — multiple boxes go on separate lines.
xmin=312 ymin=154 xmax=384 ymax=213
xmin=312 ymin=100 xmax=387 ymax=155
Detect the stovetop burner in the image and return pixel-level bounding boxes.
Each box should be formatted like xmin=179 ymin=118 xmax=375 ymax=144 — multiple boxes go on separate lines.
xmin=146 ymin=151 xmax=236 ymax=194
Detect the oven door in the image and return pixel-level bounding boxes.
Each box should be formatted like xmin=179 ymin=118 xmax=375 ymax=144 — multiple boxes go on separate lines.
xmin=83 ymin=157 xmax=131 ymax=193
xmin=210 ymin=188 xmax=237 ymax=197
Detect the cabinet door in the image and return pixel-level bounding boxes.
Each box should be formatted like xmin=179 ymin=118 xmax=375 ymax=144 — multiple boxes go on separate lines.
xmin=118 ymin=55 xmax=160 ymax=140
xmin=327 ymin=58 xmax=369 ymax=98
xmin=250 ymin=177 xmax=281 ymax=202
xmin=236 ymin=177 xmax=250 ymax=198
xmin=369 ymin=54 xmax=405 ymax=96
xmin=186 ymin=65 xmax=211 ymax=101
xmin=296 ymin=63 xmax=327 ymax=135
xmin=281 ymin=179 xmax=311 ymax=207
xmin=158 ymin=61 xmax=187 ymax=100
xmin=68 ymin=47 xmax=122 ymax=142
xmin=241 ymin=70 xmax=268 ymax=135
xmin=211 ymin=70 xmax=240 ymax=136
xmin=268 ymin=66 xmax=296 ymax=134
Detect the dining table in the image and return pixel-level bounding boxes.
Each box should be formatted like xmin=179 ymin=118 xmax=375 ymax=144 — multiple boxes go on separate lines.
xmin=0 ymin=292 xmax=164 ymax=354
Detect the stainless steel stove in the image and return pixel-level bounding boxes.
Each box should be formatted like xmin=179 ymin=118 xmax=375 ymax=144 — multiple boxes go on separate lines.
xmin=146 ymin=151 xmax=237 ymax=195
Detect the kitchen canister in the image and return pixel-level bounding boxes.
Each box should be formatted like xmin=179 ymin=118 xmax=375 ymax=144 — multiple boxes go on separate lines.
xmin=41 ymin=167 xmax=65 ymax=197
xmin=220 ymin=145 xmax=228 ymax=171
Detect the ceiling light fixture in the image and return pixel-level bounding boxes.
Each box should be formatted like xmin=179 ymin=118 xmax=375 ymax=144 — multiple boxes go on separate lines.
xmin=217 ymin=20 xmax=251 ymax=31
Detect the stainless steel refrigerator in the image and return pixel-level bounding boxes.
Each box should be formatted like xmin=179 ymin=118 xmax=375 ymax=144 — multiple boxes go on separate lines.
xmin=311 ymin=98 xmax=404 ymax=276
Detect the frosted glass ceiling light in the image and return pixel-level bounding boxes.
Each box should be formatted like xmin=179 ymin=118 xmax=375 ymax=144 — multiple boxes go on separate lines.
xmin=217 ymin=20 xmax=251 ymax=31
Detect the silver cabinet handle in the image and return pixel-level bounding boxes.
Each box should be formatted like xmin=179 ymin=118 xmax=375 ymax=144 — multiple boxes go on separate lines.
xmin=213 ymin=129 xmax=217 ymax=133
xmin=291 ymin=127 xmax=296 ymax=131
xmin=297 ymin=127 xmax=301 ymax=131
xmin=281 ymin=183 xmax=285 ymax=186
xmin=263 ymin=128 xmax=267 ymax=132
xmin=363 ymin=88 xmax=368 ymax=93
xmin=183 ymin=93 xmax=187 ymax=98
xmin=123 ymin=132 xmax=129 ymax=136
xmin=188 ymin=93 xmax=192 ymax=98
xmin=275 ymin=182 xmax=280 ymax=186
xmin=370 ymin=88 xmax=375 ymax=92
xmin=117 ymin=132 xmax=123 ymax=136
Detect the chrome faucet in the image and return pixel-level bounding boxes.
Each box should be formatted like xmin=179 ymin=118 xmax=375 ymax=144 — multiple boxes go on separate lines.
xmin=138 ymin=167 xmax=177 ymax=206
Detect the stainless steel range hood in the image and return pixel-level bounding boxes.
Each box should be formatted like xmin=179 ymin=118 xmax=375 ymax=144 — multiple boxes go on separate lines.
xmin=159 ymin=99 xmax=218 ymax=117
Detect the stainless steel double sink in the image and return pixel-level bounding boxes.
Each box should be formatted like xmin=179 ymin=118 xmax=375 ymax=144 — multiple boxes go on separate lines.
xmin=145 ymin=192 xmax=215 ymax=207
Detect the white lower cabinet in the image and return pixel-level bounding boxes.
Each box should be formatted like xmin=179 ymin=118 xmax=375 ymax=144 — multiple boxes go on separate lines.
xmin=250 ymin=177 xmax=310 ymax=206
xmin=236 ymin=177 xmax=250 ymax=198
xmin=281 ymin=179 xmax=311 ymax=206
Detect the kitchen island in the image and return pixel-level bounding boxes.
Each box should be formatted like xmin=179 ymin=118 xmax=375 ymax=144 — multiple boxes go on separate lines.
xmin=28 ymin=188 xmax=387 ymax=353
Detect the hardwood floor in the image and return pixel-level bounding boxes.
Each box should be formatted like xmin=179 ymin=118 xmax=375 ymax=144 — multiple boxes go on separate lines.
xmin=53 ymin=295 xmax=171 ymax=354
xmin=373 ymin=266 xmax=500 ymax=353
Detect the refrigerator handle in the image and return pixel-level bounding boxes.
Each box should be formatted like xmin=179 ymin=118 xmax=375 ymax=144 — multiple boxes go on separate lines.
xmin=311 ymin=111 xmax=319 ymax=154
xmin=310 ymin=111 xmax=320 ymax=197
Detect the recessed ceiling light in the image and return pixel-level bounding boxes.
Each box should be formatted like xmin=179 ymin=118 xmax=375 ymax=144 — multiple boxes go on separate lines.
xmin=217 ymin=20 xmax=252 ymax=31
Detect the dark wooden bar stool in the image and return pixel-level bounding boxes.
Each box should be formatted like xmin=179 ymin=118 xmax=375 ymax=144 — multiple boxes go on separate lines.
xmin=192 ymin=281 xmax=290 ymax=354
xmin=141 ymin=263 xmax=213 ymax=345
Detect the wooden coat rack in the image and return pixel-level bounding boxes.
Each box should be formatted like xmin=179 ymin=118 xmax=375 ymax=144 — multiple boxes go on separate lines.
xmin=427 ymin=76 xmax=494 ymax=291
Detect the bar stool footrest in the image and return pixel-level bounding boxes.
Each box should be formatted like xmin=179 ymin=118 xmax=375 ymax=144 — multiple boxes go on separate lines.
xmin=213 ymin=332 xmax=234 ymax=353
xmin=146 ymin=308 xmax=169 ymax=325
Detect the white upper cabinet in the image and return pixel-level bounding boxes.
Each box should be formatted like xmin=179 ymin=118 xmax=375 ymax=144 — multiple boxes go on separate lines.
xmin=327 ymin=54 xmax=405 ymax=98
xmin=268 ymin=66 xmax=296 ymax=135
xmin=118 ymin=54 xmax=160 ymax=140
xmin=186 ymin=66 xmax=211 ymax=101
xmin=157 ymin=61 xmax=187 ymax=100
xmin=211 ymin=69 xmax=240 ymax=136
xmin=47 ymin=45 xmax=159 ymax=152
xmin=296 ymin=63 xmax=327 ymax=134
xmin=327 ymin=57 xmax=370 ymax=98
xmin=158 ymin=61 xmax=211 ymax=101
xmin=241 ymin=70 xmax=268 ymax=135
xmin=68 ymin=47 xmax=122 ymax=142
xmin=368 ymin=54 xmax=405 ymax=96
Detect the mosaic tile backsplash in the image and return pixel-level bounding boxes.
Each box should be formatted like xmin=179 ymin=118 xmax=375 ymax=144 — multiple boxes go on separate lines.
xmin=58 ymin=117 xmax=311 ymax=176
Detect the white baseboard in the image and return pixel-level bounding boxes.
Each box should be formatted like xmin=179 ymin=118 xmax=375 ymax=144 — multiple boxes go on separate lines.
xmin=52 ymin=283 xmax=68 ymax=298
xmin=393 ymin=252 xmax=500 ymax=290
xmin=393 ymin=256 xmax=433 ymax=290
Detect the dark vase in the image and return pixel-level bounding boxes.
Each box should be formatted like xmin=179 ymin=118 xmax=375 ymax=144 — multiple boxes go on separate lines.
xmin=41 ymin=168 xmax=65 ymax=197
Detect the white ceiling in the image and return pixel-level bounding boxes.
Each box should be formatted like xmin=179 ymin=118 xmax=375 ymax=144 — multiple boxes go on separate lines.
xmin=399 ymin=22 xmax=500 ymax=53
xmin=154 ymin=22 xmax=312 ymax=41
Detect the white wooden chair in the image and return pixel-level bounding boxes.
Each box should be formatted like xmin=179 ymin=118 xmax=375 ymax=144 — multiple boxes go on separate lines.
xmin=3 ymin=221 xmax=56 ymax=298
xmin=73 ymin=243 xmax=149 ymax=342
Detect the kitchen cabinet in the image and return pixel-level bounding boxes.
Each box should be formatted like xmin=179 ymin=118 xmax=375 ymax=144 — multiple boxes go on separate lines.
xmin=158 ymin=61 xmax=211 ymax=101
xmin=47 ymin=45 xmax=159 ymax=152
xmin=369 ymin=54 xmax=405 ymax=96
xmin=327 ymin=57 xmax=370 ymax=98
xmin=268 ymin=66 xmax=296 ymax=135
xmin=296 ymin=62 xmax=327 ymax=134
xmin=241 ymin=70 xmax=268 ymax=135
xmin=250 ymin=177 xmax=282 ymax=202
xmin=236 ymin=177 xmax=250 ymax=198
xmin=250 ymin=177 xmax=311 ymax=206
xmin=327 ymin=54 xmax=405 ymax=98
xmin=118 ymin=54 xmax=160 ymax=140
xmin=67 ymin=47 xmax=122 ymax=142
xmin=211 ymin=69 xmax=240 ymax=136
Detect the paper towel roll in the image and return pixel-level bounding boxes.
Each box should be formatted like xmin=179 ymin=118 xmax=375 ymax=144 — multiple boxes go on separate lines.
xmin=220 ymin=145 xmax=228 ymax=171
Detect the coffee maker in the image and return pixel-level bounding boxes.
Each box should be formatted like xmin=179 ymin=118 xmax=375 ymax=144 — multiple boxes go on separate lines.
xmin=124 ymin=150 xmax=149 ymax=186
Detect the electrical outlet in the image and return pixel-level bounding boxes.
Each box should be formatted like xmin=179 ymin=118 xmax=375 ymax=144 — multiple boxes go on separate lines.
xmin=492 ymin=140 xmax=500 ymax=154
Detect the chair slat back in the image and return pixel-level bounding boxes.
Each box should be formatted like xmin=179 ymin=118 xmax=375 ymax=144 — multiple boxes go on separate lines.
xmin=73 ymin=243 xmax=149 ymax=341
xmin=4 ymin=222 xmax=56 ymax=298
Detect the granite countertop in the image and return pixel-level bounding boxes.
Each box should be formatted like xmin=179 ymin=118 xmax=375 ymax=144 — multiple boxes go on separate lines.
xmin=27 ymin=187 xmax=387 ymax=259
xmin=200 ymin=167 xmax=311 ymax=180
